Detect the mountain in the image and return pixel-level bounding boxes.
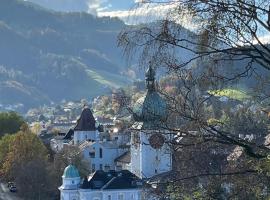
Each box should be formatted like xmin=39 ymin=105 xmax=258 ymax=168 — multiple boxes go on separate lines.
xmin=0 ymin=0 xmax=130 ymax=112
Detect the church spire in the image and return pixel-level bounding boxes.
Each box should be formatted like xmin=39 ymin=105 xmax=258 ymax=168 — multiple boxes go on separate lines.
xmin=145 ymin=64 xmax=156 ymax=92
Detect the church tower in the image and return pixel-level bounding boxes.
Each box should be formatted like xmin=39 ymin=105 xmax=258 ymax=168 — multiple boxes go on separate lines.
xmin=59 ymin=165 xmax=80 ymax=200
xmin=130 ymin=65 xmax=172 ymax=179
xmin=73 ymin=107 xmax=99 ymax=144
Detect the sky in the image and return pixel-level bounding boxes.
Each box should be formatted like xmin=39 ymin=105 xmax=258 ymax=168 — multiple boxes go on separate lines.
xmin=26 ymin=0 xmax=138 ymax=17
xmin=25 ymin=0 xmax=174 ymax=25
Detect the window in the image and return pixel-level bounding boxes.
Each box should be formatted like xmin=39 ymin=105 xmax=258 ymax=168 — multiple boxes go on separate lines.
xmin=89 ymin=151 xmax=95 ymax=158
xmin=99 ymin=164 xmax=103 ymax=170
xmin=99 ymin=148 xmax=103 ymax=158
xmin=72 ymin=180 xmax=74 ymax=184
xmin=92 ymin=164 xmax=95 ymax=172
xmin=118 ymin=194 xmax=124 ymax=200
xmin=104 ymin=165 xmax=110 ymax=171
xmin=108 ymin=195 xmax=112 ymax=200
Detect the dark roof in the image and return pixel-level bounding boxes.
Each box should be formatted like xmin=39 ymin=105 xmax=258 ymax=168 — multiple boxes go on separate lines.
xmin=74 ymin=107 xmax=96 ymax=131
xmin=63 ymin=129 xmax=74 ymax=140
xmin=80 ymin=170 xmax=142 ymax=190
xmin=147 ymin=171 xmax=176 ymax=184
xmin=114 ymin=151 xmax=131 ymax=164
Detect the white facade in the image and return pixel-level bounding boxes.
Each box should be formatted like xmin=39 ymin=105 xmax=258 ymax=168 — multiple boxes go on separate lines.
xmin=74 ymin=130 xmax=99 ymax=145
xmin=78 ymin=189 xmax=142 ymax=200
xmin=60 ymin=189 xmax=142 ymax=200
xmin=131 ymin=130 xmax=172 ymax=179
xmin=80 ymin=141 xmax=126 ymax=171
xmin=59 ymin=168 xmax=143 ymax=200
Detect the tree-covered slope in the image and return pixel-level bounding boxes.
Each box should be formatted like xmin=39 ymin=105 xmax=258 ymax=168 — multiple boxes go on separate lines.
xmin=0 ymin=0 xmax=129 ymax=111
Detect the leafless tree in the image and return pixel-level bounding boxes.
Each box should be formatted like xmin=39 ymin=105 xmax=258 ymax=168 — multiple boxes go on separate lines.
xmin=118 ymin=0 xmax=270 ymax=198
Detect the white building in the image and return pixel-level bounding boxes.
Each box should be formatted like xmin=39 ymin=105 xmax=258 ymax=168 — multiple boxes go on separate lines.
xmin=130 ymin=65 xmax=172 ymax=179
xmin=59 ymin=165 xmax=143 ymax=200
xmin=80 ymin=140 xmax=127 ymax=172
xmin=59 ymin=66 xmax=173 ymax=200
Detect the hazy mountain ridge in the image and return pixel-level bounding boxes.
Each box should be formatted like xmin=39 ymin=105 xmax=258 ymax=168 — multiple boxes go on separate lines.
xmin=1 ymin=0 xmax=264 ymax=112
xmin=0 ymin=0 xmax=129 ymax=111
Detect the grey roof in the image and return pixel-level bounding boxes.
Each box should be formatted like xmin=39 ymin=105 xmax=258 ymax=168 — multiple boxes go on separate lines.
xmin=80 ymin=170 xmax=142 ymax=190
xmin=147 ymin=170 xmax=175 ymax=184
xmin=114 ymin=151 xmax=131 ymax=164
xmin=74 ymin=107 xmax=96 ymax=131
xmin=79 ymin=141 xmax=119 ymax=151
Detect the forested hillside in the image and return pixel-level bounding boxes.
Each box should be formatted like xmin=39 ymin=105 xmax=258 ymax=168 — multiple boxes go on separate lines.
xmin=0 ymin=0 xmax=129 ymax=111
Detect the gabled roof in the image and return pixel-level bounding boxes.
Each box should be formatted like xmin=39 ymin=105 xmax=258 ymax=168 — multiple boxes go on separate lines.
xmin=63 ymin=129 xmax=74 ymax=140
xmin=79 ymin=141 xmax=118 ymax=151
xmin=74 ymin=107 xmax=96 ymax=131
xmin=80 ymin=170 xmax=142 ymax=190
xmin=114 ymin=151 xmax=131 ymax=164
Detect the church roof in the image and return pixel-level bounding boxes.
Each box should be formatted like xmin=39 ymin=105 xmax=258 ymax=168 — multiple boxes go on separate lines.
xmin=74 ymin=107 xmax=96 ymax=131
xmin=133 ymin=91 xmax=167 ymax=123
xmin=80 ymin=170 xmax=142 ymax=190
xmin=63 ymin=165 xmax=80 ymax=178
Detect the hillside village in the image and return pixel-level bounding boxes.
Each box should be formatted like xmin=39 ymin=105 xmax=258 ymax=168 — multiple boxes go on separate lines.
xmin=0 ymin=0 xmax=270 ymax=200
xmin=23 ymin=65 xmax=269 ymax=200
xmin=42 ymin=66 xmax=172 ymax=200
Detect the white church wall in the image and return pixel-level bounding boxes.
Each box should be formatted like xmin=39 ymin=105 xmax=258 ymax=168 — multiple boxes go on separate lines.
xmin=79 ymin=190 xmax=103 ymax=200
xmin=74 ymin=130 xmax=98 ymax=144
xmin=130 ymin=133 xmax=142 ymax=178
xmin=60 ymin=190 xmax=79 ymax=200
xmin=131 ymin=131 xmax=172 ymax=179
xmin=102 ymin=189 xmax=142 ymax=200
xmin=62 ymin=177 xmax=81 ymax=189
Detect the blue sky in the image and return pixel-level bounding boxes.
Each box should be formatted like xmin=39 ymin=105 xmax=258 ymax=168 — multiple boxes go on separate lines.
xmin=26 ymin=0 xmax=172 ymax=24
xmin=26 ymin=0 xmax=137 ymax=14
xmin=100 ymin=0 xmax=135 ymax=11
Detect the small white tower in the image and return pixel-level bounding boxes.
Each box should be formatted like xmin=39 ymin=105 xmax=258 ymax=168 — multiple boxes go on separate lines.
xmin=130 ymin=65 xmax=172 ymax=179
xmin=73 ymin=107 xmax=99 ymax=144
xmin=59 ymin=165 xmax=81 ymax=200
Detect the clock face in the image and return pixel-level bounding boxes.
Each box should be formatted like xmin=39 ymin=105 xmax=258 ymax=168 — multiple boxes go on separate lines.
xmin=149 ymin=133 xmax=165 ymax=149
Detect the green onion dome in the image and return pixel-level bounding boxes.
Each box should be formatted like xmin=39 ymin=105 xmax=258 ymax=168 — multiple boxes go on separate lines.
xmin=63 ymin=165 xmax=80 ymax=178
xmin=133 ymin=91 xmax=167 ymax=122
